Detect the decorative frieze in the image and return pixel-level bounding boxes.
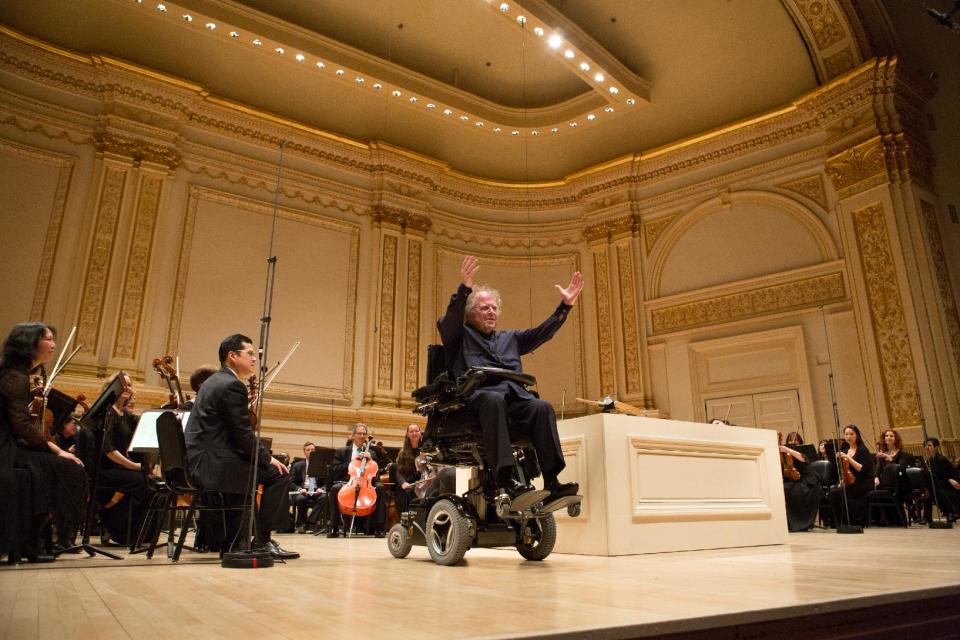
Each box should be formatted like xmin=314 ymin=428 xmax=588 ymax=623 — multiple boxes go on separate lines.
xmin=113 ymin=173 xmax=163 ymax=359
xmin=377 ymin=234 xmax=398 ymax=389
xmin=825 ymin=137 xmax=887 ymax=196
xmin=777 ymin=174 xmax=828 ymax=209
xmin=920 ymin=200 xmax=960 ymax=379
xmin=852 ymin=203 xmax=920 ymax=428
xmin=403 ymin=239 xmax=423 ymax=392
xmin=650 ymin=272 xmax=846 ymax=334
xmin=643 ymin=214 xmax=678 ymax=254
xmin=583 ymin=214 xmax=639 ymax=243
xmin=593 ymin=248 xmax=615 ymax=397
xmin=93 ymin=130 xmax=180 ymax=170
xmin=370 ymin=205 xmax=432 ymax=234
xmin=617 ymin=245 xmax=642 ymax=395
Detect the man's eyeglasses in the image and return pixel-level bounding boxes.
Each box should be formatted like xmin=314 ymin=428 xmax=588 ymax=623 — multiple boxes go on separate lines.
xmin=233 ymin=349 xmax=257 ymax=358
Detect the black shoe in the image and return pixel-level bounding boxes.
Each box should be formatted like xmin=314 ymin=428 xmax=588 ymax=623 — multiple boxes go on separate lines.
xmin=326 ymin=530 xmax=340 ymax=539
xmin=545 ymin=481 xmax=579 ymax=501
xmin=264 ymin=540 xmax=300 ymax=560
xmin=374 ymin=530 xmax=386 ymax=538
xmin=23 ymin=540 xmax=56 ymax=564
xmin=500 ymin=478 xmax=534 ymax=501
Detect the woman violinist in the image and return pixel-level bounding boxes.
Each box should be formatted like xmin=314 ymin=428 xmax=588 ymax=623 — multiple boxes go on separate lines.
xmin=395 ymin=424 xmax=455 ymax=513
xmin=828 ymin=424 xmax=874 ymax=528
xmin=778 ymin=431 xmax=820 ymax=532
xmin=0 ymin=323 xmax=86 ymax=562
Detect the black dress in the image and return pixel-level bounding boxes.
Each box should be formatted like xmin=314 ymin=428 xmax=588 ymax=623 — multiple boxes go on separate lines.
xmin=829 ymin=446 xmax=874 ymax=527
xmin=96 ymin=409 xmax=148 ymax=543
xmin=0 ymin=367 xmax=87 ymax=546
xmin=782 ymin=457 xmax=820 ymax=532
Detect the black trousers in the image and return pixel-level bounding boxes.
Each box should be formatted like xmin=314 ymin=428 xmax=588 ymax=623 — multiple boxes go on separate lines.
xmin=829 ymin=484 xmax=869 ymax=527
xmin=291 ymin=492 xmax=324 ymax=527
xmin=468 ymin=389 xmax=565 ymax=480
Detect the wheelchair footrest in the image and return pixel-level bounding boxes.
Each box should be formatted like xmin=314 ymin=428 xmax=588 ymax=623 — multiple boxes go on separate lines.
xmin=508 ymin=489 xmax=551 ymax=513
xmin=537 ymin=494 xmax=582 ymax=515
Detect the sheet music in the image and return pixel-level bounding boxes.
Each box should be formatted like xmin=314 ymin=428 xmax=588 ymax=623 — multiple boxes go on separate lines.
xmin=129 ymin=410 xmax=190 ymax=452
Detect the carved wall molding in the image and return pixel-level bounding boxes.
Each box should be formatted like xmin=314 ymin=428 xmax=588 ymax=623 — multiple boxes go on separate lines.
xmin=777 ymin=174 xmax=828 ymax=209
xmin=616 ymin=244 xmax=642 ymax=395
xmin=166 ymin=185 xmax=360 ymax=401
xmin=0 ymin=139 xmax=77 ymax=321
xmin=593 ymin=247 xmax=616 ymax=397
xmin=920 ymin=200 xmax=960 ymax=381
xmin=825 ymin=136 xmax=887 ymax=196
xmin=643 ymin=214 xmax=679 ymax=254
xmin=403 ymin=239 xmax=423 ymax=393
xmin=92 ymin=129 xmax=180 ymax=170
xmin=851 ymin=203 xmax=920 ymax=428
xmin=112 ymin=172 xmax=163 ymax=360
xmin=376 ymin=234 xmax=399 ymax=390
xmin=782 ymin=0 xmax=862 ymax=81
xmin=77 ymin=162 xmax=128 ymax=354
xmin=650 ymin=272 xmax=846 ymax=335
xmin=583 ymin=213 xmax=640 ymax=243
xmin=370 ymin=205 xmax=432 ymax=234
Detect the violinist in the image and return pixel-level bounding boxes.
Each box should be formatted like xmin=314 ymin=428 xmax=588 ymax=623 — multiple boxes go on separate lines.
xmin=184 ymin=334 xmax=298 ymax=560
xmin=96 ymin=372 xmax=149 ymax=544
xmin=921 ymin=438 xmax=959 ymax=523
xmin=0 ymin=323 xmax=86 ymax=562
xmin=778 ymin=431 xmax=819 ymax=532
xmin=395 ymin=423 xmax=455 ymax=513
xmin=326 ymin=423 xmax=389 ymax=538
xmin=828 ymin=424 xmax=874 ymax=528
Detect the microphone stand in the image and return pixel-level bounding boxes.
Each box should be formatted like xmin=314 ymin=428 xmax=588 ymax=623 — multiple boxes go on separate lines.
xmin=916 ymin=391 xmax=953 ymax=529
xmin=820 ymin=306 xmax=862 ymax=534
xmin=221 ymin=140 xmax=287 ymax=569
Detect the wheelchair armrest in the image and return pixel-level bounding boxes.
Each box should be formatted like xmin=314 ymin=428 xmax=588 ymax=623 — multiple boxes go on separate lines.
xmin=412 ymin=371 xmax=457 ymax=403
xmin=458 ymin=367 xmax=536 ymax=397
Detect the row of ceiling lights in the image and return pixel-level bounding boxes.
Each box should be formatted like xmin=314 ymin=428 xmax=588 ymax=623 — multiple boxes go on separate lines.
xmin=142 ymin=1 xmax=636 ymax=137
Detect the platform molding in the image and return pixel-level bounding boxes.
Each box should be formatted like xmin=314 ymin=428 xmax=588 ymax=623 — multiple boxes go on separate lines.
xmin=552 ymin=413 xmax=789 ymax=555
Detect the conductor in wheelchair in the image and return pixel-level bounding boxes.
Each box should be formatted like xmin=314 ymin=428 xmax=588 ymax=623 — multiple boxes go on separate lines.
xmin=438 ymin=255 xmax=582 ymax=508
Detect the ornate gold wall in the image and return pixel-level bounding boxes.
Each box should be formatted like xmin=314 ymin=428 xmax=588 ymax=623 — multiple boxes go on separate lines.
xmin=2 ymin=28 xmax=958 ymax=454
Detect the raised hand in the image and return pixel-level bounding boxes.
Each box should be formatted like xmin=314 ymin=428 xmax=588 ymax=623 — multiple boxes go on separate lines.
xmin=461 ymin=255 xmax=480 ymax=288
xmin=555 ymin=271 xmax=584 ymax=306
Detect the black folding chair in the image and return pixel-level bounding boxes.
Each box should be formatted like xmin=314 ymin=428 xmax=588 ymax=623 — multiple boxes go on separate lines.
xmin=867 ymin=463 xmax=907 ymax=527
xmin=806 ymin=460 xmax=835 ymax=528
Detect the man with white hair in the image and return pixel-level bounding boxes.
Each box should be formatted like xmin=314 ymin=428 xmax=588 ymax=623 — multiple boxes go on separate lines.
xmin=437 ymin=255 xmax=583 ymax=505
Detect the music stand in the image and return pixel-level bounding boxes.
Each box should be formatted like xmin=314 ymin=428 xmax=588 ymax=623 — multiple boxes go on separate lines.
xmin=307 ymin=448 xmax=336 ymax=536
xmin=57 ymin=375 xmax=126 ymax=559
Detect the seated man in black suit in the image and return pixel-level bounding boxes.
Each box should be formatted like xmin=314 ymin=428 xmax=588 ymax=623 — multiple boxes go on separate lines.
xmin=326 ymin=423 xmax=389 ymax=538
xmin=438 ymin=255 xmax=581 ymax=507
xmin=184 ymin=333 xmax=298 ymax=559
xmin=289 ymin=442 xmax=324 ymax=533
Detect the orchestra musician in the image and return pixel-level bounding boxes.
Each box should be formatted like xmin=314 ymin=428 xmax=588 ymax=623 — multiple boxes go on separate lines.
xmin=395 ymin=423 xmax=455 ymax=513
xmin=438 ymin=255 xmax=581 ymax=503
xmin=778 ymin=431 xmax=819 ymax=532
xmin=0 ymin=323 xmax=86 ymax=562
xmin=326 ymin=423 xmax=389 ymax=538
xmin=828 ymin=424 xmax=874 ymax=528
xmin=921 ymin=437 xmax=960 ymax=523
xmin=183 ymin=334 xmax=298 ymax=559
xmin=96 ymin=372 xmax=149 ymax=544
xmin=289 ymin=442 xmax=324 ymax=533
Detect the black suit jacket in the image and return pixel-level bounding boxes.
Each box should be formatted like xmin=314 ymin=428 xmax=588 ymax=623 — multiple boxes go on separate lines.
xmin=330 ymin=445 xmax=388 ymax=486
xmin=184 ymin=367 xmax=270 ymax=494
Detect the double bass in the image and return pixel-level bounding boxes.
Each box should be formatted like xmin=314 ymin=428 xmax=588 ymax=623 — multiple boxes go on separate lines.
xmin=152 ymin=355 xmax=185 ymax=408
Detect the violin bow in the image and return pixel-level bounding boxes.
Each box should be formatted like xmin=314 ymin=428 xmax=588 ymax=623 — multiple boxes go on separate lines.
xmin=262 ymin=340 xmax=301 ymax=392
xmin=43 ymin=325 xmax=77 ymax=395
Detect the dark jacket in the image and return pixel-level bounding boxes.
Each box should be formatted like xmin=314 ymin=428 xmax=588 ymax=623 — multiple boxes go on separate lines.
xmin=184 ymin=367 xmax=270 ymax=494
xmin=330 ymin=444 xmax=389 ymax=486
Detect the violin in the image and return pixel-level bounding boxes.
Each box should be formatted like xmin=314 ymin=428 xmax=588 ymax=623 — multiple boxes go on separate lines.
xmin=840 ymin=454 xmax=856 ymax=486
xmin=29 ymin=373 xmax=54 ymax=439
xmin=338 ymin=440 xmax=379 ymax=517
xmin=781 ymin=450 xmax=801 ymax=482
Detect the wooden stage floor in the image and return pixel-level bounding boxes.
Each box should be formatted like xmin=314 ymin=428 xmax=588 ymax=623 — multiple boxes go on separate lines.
xmin=2 ymin=526 xmax=959 ymax=639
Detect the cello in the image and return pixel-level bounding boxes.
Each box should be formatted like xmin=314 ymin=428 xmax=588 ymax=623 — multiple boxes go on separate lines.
xmin=337 ymin=439 xmax=379 ymax=534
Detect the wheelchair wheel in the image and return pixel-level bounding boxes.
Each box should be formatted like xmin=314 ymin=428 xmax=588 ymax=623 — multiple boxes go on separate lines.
xmin=426 ymin=499 xmax=472 ymax=566
xmin=387 ymin=523 xmax=412 ymax=559
xmin=516 ymin=514 xmax=556 ymax=561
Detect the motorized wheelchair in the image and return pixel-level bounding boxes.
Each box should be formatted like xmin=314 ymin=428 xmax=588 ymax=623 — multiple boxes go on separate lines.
xmin=386 ymin=346 xmax=582 ymax=566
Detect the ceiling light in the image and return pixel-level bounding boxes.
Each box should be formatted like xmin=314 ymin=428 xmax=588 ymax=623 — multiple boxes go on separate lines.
xmin=295 ymin=54 xmax=305 ymax=62
xmin=511 ymin=130 xmax=520 ymax=136
xmin=494 ymin=127 xmax=502 ymax=133
xmin=608 ymin=86 xmax=619 ymax=95
xmin=499 ymin=2 xmax=509 ymax=11
xmin=156 ymin=3 xmax=166 ymax=11
xmin=460 ymin=115 xmax=470 ymax=121
xmin=586 ymin=114 xmax=596 ymax=121
xmin=392 ymin=90 xmax=402 ymax=97
xmin=579 ymin=62 xmax=590 ymax=72
xmin=531 ymin=130 xmax=540 ymax=136
xmin=443 ymin=109 xmax=453 ymax=116
xmin=316 ymin=61 xmax=325 ymax=69
xmin=548 ymin=34 xmax=563 ymax=49
xmin=569 ymin=121 xmax=578 ymax=127
xmin=533 ymin=27 xmax=544 ymax=37
xmin=205 ymin=22 xmax=216 ymax=30
xmin=373 ymin=82 xmax=382 ymax=89
xmin=604 ymin=106 xmax=615 ymax=113
xmin=475 ymin=121 xmax=484 ymax=127
xmin=409 ymin=97 xmax=418 ymax=103
xmin=335 ymin=69 xmax=345 ymax=76
xmin=626 ymin=98 xmax=636 ymax=105
xmin=426 ymin=103 xmax=436 ymax=109
xmin=593 ymin=72 xmax=604 ymax=82
xmin=550 ymin=127 xmax=559 ymax=133
xmin=252 ymin=39 xmax=262 ymax=46
xmin=355 ymin=76 xmax=364 ymax=83
xmin=564 ymin=50 xmax=575 ymax=59
xmin=516 ymin=15 xmax=527 ymax=25
xmin=230 ymin=31 xmax=239 ymax=38
xmin=275 ymin=47 xmax=285 ymax=55
xmin=182 ymin=13 xmax=192 ymax=21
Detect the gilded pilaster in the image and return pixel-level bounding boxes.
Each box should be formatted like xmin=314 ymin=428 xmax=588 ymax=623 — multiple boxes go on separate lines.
xmin=590 ymin=245 xmax=615 ymax=398
xmin=616 ymin=243 xmax=642 ymax=397
xmin=403 ymin=238 xmax=423 ymax=393
xmin=376 ymin=234 xmax=398 ymax=390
